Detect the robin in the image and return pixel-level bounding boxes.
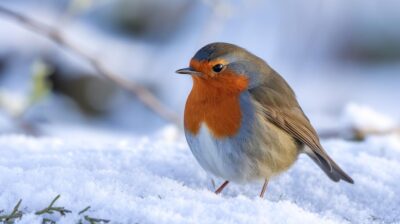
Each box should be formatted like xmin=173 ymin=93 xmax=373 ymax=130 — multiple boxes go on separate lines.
xmin=176 ymin=42 xmax=353 ymax=198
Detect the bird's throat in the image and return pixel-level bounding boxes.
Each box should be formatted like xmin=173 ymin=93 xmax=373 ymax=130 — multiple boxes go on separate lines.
xmin=184 ymin=76 xmax=248 ymax=138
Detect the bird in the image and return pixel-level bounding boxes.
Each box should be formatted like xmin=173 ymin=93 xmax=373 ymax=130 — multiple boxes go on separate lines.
xmin=176 ymin=42 xmax=353 ymax=198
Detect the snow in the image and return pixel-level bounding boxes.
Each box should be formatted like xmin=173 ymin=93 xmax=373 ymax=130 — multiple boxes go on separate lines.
xmin=341 ymin=103 xmax=397 ymax=132
xmin=0 ymin=1 xmax=399 ymax=223
xmin=0 ymin=121 xmax=399 ymax=224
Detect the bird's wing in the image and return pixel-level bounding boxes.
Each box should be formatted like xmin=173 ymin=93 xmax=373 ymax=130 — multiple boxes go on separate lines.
xmin=249 ymin=76 xmax=354 ymax=183
xmin=263 ymin=106 xmax=330 ymax=164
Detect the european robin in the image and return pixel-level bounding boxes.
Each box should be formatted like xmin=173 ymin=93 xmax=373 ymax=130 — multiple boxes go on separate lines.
xmin=176 ymin=42 xmax=353 ymax=197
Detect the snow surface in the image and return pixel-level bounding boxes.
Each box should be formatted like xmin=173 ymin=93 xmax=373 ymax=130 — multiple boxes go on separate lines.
xmin=341 ymin=103 xmax=398 ymax=132
xmin=0 ymin=2 xmax=399 ymax=224
xmin=0 ymin=123 xmax=399 ymax=224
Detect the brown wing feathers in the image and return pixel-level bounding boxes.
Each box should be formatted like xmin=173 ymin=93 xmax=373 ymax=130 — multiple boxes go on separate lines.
xmin=263 ymin=108 xmax=354 ymax=183
xmin=250 ymin=72 xmax=354 ymax=184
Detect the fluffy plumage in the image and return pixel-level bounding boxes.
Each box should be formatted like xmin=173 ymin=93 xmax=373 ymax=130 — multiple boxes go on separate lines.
xmin=179 ymin=42 xmax=354 ymax=191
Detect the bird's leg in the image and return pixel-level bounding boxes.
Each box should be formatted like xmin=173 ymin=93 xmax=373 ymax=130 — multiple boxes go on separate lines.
xmin=215 ymin=180 xmax=229 ymax=194
xmin=259 ymin=179 xmax=269 ymax=198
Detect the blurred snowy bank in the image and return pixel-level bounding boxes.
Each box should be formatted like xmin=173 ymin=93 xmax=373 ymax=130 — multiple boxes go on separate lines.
xmin=0 ymin=0 xmax=399 ymax=134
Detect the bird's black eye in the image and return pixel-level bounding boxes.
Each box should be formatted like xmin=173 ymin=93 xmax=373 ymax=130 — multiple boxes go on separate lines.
xmin=212 ymin=64 xmax=224 ymax=73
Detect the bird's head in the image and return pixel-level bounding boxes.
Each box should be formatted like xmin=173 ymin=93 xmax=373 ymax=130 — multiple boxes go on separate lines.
xmin=176 ymin=42 xmax=268 ymax=91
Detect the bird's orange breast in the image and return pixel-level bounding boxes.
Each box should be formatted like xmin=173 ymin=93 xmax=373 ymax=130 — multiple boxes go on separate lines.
xmin=184 ymin=74 xmax=249 ymax=139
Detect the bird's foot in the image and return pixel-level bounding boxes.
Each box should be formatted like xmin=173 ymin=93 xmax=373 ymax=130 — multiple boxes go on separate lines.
xmin=215 ymin=180 xmax=229 ymax=194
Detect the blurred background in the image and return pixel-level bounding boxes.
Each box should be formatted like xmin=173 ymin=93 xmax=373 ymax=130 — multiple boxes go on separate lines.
xmin=0 ymin=0 xmax=399 ymax=138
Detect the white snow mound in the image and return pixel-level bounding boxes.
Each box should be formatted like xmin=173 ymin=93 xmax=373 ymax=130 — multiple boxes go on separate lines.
xmin=342 ymin=103 xmax=397 ymax=131
xmin=0 ymin=126 xmax=399 ymax=224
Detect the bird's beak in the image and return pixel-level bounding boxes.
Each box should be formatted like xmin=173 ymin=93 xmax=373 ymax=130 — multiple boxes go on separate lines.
xmin=175 ymin=67 xmax=202 ymax=76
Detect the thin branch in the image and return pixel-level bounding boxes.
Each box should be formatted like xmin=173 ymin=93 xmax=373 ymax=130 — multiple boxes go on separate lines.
xmin=0 ymin=199 xmax=23 ymax=223
xmin=0 ymin=6 xmax=180 ymax=126
xmin=0 ymin=196 xmax=114 ymax=223
xmin=35 ymin=195 xmax=71 ymax=216
xmin=42 ymin=218 xmax=56 ymax=224
xmin=84 ymin=215 xmax=110 ymax=224
xmin=319 ymin=126 xmax=400 ymax=141
xmin=78 ymin=206 xmax=110 ymax=224
xmin=351 ymin=127 xmax=400 ymax=141
xmin=78 ymin=206 xmax=91 ymax=215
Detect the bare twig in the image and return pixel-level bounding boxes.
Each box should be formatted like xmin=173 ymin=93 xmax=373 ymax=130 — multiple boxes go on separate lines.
xmin=78 ymin=206 xmax=91 ymax=215
xmin=78 ymin=206 xmax=110 ymax=224
xmin=0 ymin=199 xmax=23 ymax=223
xmin=84 ymin=215 xmax=110 ymax=224
xmin=0 ymin=6 xmax=180 ymax=126
xmin=347 ymin=127 xmax=400 ymax=141
xmin=0 ymin=196 xmax=114 ymax=223
xmin=35 ymin=195 xmax=71 ymax=216
xmin=41 ymin=218 xmax=56 ymax=224
xmin=319 ymin=126 xmax=400 ymax=141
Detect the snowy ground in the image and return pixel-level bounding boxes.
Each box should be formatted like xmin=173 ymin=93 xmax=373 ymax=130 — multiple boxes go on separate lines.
xmin=0 ymin=2 xmax=399 ymax=223
xmin=0 ymin=122 xmax=399 ymax=224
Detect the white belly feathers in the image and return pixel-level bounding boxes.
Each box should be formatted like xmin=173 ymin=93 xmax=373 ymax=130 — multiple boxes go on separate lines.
xmin=186 ymin=123 xmax=253 ymax=182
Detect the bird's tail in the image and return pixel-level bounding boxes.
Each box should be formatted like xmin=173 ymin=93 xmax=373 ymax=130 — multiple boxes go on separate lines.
xmin=306 ymin=150 xmax=354 ymax=184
